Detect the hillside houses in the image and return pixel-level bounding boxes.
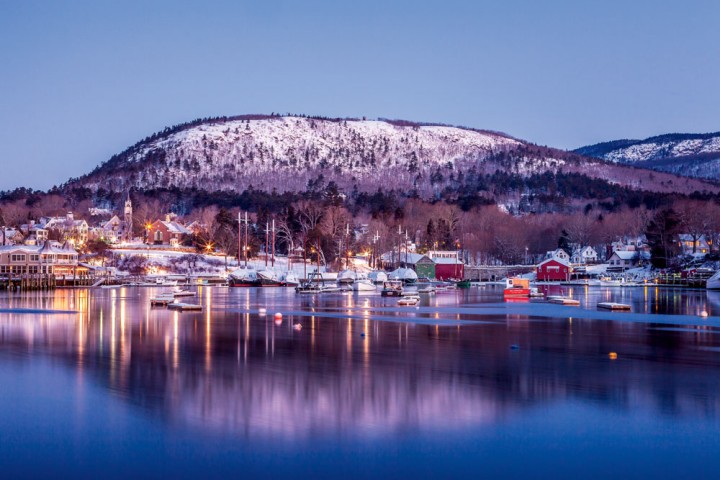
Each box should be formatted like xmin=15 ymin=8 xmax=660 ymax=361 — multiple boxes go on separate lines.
xmin=677 ymin=234 xmax=711 ymax=255
xmin=545 ymin=249 xmax=570 ymax=262
xmin=41 ymin=213 xmax=89 ymax=245
xmin=89 ymin=215 xmax=125 ymax=244
xmin=148 ymin=216 xmax=192 ymax=247
xmin=571 ymin=246 xmax=598 ymax=265
xmin=607 ymin=250 xmax=651 ymax=271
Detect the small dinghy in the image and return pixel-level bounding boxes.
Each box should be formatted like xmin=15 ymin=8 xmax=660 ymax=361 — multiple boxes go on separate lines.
xmin=397 ymin=295 xmax=420 ymax=306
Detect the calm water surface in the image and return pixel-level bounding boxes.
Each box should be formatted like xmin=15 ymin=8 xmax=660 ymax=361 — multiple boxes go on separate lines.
xmin=1 ymin=285 xmax=720 ymax=478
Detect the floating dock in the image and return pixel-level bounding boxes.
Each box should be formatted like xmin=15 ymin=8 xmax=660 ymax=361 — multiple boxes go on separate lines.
xmin=172 ymin=290 xmax=195 ymax=297
xmin=167 ymin=302 xmax=202 ymax=312
xmin=548 ymin=296 xmax=580 ymax=306
xmin=597 ymin=302 xmax=631 ymax=311
xmin=150 ymin=296 xmax=175 ymax=306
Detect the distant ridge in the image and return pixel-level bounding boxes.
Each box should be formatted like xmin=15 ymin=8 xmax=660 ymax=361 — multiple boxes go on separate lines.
xmin=575 ymin=131 xmax=720 ymax=180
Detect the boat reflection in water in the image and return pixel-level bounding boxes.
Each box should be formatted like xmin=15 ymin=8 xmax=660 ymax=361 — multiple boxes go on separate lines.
xmin=2 ymin=286 xmax=720 ymax=476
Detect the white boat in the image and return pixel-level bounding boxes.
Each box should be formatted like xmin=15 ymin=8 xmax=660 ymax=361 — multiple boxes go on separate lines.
xmin=599 ymin=276 xmax=624 ymax=287
xmin=353 ymin=279 xmax=377 ymax=292
xmin=708 ymin=270 xmax=720 ymax=290
xmin=397 ymin=295 xmax=420 ymax=306
xmin=296 ymin=272 xmax=339 ymax=294
xmin=389 ymin=267 xmax=418 ymax=285
xmin=228 ymin=267 xmax=261 ymax=287
xmin=417 ymin=284 xmax=436 ymax=294
xmin=381 ymin=280 xmax=404 ymax=297
xmin=368 ymin=270 xmax=389 ymax=285
xmin=337 ymin=269 xmax=357 ymax=285
xmin=281 ymin=272 xmax=300 ymax=287
xmin=257 ymin=270 xmax=284 ymax=287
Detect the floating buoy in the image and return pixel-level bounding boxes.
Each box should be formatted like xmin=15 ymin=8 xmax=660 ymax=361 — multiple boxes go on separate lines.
xmin=274 ymin=312 xmax=282 ymax=319
xmin=293 ymin=323 xmax=302 ymax=331
xmin=609 ymin=352 xmax=618 ymax=360
xmin=258 ymin=307 xmax=267 ymax=315
xmin=700 ymin=311 xmax=709 ymax=318
xmin=510 ymin=344 xmax=520 ymax=350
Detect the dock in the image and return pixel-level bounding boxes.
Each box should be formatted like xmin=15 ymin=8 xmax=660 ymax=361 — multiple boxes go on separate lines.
xmin=150 ymin=296 xmax=175 ymax=306
xmin=597 ymin=302 xmax=631 ymax=311
xmin=547 ymin=296 xmax=580 ymax=306
xmin=167 ymin=302 xmax=202 ymax=312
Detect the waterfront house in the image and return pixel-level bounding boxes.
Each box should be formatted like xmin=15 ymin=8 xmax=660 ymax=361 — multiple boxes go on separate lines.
xmin=537 ymin=257 xmax=571 ymax=281
xmin=606 ymin=250 xmax=650 ymax=271
xmin=571 ymin=246 xmax=599 ymax=265
xmin=0 ymin=241 xmax=83 ymax=276
xmin=545 ymin=248 xmax=571 ymax=262
xmin=399 ymin=252 xmax=435 ymax=279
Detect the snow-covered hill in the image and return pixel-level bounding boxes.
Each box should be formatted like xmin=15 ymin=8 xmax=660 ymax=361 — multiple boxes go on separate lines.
xmin=575 ymin=132 xmax=720 ymax=180
xmin=79 ymin=116 xmax=519 ymax=194
xmin=64 ymin=115 xmax=719 ymax=200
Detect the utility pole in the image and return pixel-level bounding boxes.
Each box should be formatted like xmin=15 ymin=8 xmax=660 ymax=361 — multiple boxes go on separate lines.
xmin=244 ymin=211 xmax=248 ymax=266
xmin=345 ymin=223 xmax=350 ymax=270
xmin=265 ymin=222 xmax=269 ymax=268
xmin=271 ymin=218 xmax=275 ymax=268
xmin=237 ymin=212 xmax=242 ymax=268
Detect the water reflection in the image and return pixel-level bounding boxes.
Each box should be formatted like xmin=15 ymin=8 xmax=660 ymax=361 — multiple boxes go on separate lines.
xmin=1 ymin=287 xmax=720 ymax=441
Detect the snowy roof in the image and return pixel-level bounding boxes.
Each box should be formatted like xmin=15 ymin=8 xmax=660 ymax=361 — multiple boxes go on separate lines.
xmin=0 ymin=242 xmax=77 ymax=255
xmin=432 ymin=257 xmax=463 ymax=265
xmin=537 ymin=257 xmax=570 ymax=268
xmin=160 ymin=221 xmax=191 ymax=235
xmin=400 ymin=253 xmax=430 ymax=264
xmin=678 ymin=234 xmax=708 ymax=242
xmin=101 ymin=216 xmax=122 ymax=229
xmin=610 ymin=251 xmax=638 ymax=260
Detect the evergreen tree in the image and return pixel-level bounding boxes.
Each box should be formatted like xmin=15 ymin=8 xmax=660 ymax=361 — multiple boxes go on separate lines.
xmin=646 ymin=208 xmax=681 ymax=268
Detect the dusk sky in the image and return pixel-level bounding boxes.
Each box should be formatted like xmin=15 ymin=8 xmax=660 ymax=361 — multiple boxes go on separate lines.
xmin=1 ymin=0 xmax=718 ymax=191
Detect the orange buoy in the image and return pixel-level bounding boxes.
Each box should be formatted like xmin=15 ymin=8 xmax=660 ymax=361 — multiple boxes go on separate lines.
xmin=608 ymin=352 xmax=618 ymax=360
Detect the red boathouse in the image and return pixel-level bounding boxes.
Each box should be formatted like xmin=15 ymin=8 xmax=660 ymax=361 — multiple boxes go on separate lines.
xmin=536 ymin=258 xmax=571 ymax=282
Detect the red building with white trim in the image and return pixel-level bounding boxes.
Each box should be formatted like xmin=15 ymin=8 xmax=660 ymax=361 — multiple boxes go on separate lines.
xmin=427 ymin=250 xmax=464 ymax=280
xmin=536 ymin=258 xmax=571 ymax=281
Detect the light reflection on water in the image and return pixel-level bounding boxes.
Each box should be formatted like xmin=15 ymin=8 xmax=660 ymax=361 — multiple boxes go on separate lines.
xmin=1 ymin=285 xmax=720 ymax=477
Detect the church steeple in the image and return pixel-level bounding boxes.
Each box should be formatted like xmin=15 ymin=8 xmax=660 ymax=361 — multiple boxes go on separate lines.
xmin=123 ymin=192 xmax=133 ymax=241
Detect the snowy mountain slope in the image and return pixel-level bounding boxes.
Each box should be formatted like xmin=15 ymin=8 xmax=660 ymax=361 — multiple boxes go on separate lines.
xmin=64 ymin=116 xmax=720 ymax=199
xmin=78 ymin=116 xmax=520 ymax=194
xmin=575 ymin=132 xmax=720 ymax=180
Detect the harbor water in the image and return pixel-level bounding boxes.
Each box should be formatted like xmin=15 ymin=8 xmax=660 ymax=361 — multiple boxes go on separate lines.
xmin=1 ymin=285 xmax=720 ymax=478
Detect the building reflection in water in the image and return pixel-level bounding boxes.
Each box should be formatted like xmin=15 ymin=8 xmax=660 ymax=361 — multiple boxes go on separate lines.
xmin=1 ymin=286 xmax=720 ymax=440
